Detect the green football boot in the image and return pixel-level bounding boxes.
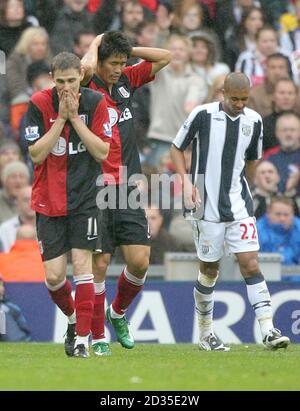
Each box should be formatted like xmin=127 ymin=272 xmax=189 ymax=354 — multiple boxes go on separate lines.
xmin=92 ymin=341 xmax=112 ymax=356
xmin=106 ymin=306 xmax=134 ymax=349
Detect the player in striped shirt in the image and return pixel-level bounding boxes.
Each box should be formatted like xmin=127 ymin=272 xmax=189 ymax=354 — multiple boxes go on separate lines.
xmin=171 ymin=72 xmax=290 ymax=351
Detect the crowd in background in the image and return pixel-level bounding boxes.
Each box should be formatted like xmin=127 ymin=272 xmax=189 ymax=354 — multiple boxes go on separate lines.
xmin=1 ymin=0 xmax=300 ymax=278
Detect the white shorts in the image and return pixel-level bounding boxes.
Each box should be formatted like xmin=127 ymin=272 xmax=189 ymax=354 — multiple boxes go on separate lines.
xmin=193 ymin=217 xmax=260 ymax=262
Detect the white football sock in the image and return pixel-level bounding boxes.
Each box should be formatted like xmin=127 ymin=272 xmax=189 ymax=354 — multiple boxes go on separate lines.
xmin=245 ymin=273 xmax=274 ymax=338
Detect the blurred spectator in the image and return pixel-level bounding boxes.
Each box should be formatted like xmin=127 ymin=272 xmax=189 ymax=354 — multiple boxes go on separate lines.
xmin=0 ymin=186 xmax=35 ymax=252
xmin=173 ymin=0 xmax=207 ymax=36
xmin=0 ymin=225 xmax=45 ymax=282
xmin=281 ymin=0 xmax=300 ymax=56
xmin=18 ymin=60 xmax=53 ymax=170
xmin=281 ymin=1 xmax=300 ymax=77
xmin=168 ymin=213 xmax=195 ymax=252
xmin=134 ymin=18 xmax=159 ymax=49
xmin=252 ymin=160 xmax=281 ymax=218
xmin=154 ymin=0 xmax=174 ymax=48
xmin=73 ymin=29 xmax=96 ymax=59
xmin=138 ymin=161 xmax=173 ymax=228
xmin=93 ymin=0 xmax=153 ymax=35
xmin=131 ymin=20 xmax=159 ymax=154
xmin=205 ymin=73 xmax=227 ymax=103
xmin=145 ymin=204 xmax=179 ymax=264
xmin=0 ymin=0 xmax=39 ymax=57
xmin=129 ymin=18 xmax=159 ymax=65
xmin=147 ymin=33 xmax=207 ymax=166
xmin=50 ymin=0 xmax=93 ymax=55
xmin=92 ymin=0 xmax=122 ymax=33
xmin=0 ymin=140 xmax=21 ymax=187
xmin=0 ymin=122 xmax=15 ymax=145
xmin=25 ymin=0 xmax=63 ymax=33
xmin=139 ymin=162 xmax=160 ymax=202
xmin=225 ymin=6 xmax=265 ymax=70
xmin=259 ymin=0 xmax=288 ymax=28
xmin=5 ymin=27 xmax=49 ymax=131
xmin=0 ymin=160 xmax=30 ymax=224
xmin=248 ymin=52 xmax=291 ymax=117
xmin=0 ymin=122 xmax=15 ymax=143
xmin=257 ymin=196 xmax=300 ymax=265
xmin=190 ymin=31 xmax=230 ymax=89
xmin=235 ymin=25 xmax=287 ymax=86
xmin=263 ymin=78 xmax=298 ymax=152
xmin=253 ymin=159 xmax=300 ymax=217
xmin=25 ymin=60 xmax=52 ymax=94
xmin=121 ymin=0 xmax=147 ymax=44
xmin=215 ymin=0 xmax=261 ymax=58
xmin=267 ymin=112 xmax=300 ymax=194
xmin=0 ymin=273 xmax=31 ymax=342
xmin=279 ymin=0 xmax=299 ymax=33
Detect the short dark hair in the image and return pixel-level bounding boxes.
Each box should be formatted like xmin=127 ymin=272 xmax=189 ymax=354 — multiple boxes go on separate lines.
xmin=269 ymin=196 xmax=294 ymax=210
xmin=255 ymin=25 xmax=278 ymax=42
xmin=276 ymin=111 xmax=300 ymax=125
xmin=27 ymin=60 xmax=50 ymax=86
xmin=158 ymin=0 xmax=173 ymax=13
xmin=266 ymin=52 xmax=292 ymax=79
xmin=274 ymin=77 xmax=297 ymax=92
xmin=267 ymin=52 xmax=290 ymax=66
xmin=74 ymin=29 xmax=95 ymax=46
xmin=50 ymin=52 xmax=81 ymax=74
xmin=133 ymin=18 xmax=156 ymax=37
xmin=98 ymin=31 xmax=132 ymax=63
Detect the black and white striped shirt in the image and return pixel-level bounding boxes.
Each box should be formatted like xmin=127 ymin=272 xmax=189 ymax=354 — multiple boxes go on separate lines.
xmin=173 ymin=102 xmax=263 ymax=222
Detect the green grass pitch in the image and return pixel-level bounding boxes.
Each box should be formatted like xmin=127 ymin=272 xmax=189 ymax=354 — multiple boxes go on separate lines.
xmin=0 ymin=343 xmax=299 ymax=391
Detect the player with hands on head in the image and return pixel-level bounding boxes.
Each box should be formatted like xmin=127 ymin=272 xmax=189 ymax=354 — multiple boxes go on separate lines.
xmin=81 ymin=31 xmax=171 ymax=356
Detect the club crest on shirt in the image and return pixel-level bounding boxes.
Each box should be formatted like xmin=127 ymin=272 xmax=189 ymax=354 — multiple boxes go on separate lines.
xmin=51 ymin=136 xmax=67 ymax=156
xmin=118 ymin=86 xmax=130 ymax=98
xmin=241 ymin=124 xmax=252 ymax=137
xmin=108 ymin=107 xmax=119 ymax=126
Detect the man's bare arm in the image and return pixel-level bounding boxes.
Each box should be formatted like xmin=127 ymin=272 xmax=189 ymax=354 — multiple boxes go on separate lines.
xmin=81 ymin=34 xmax=103 ymax=85
xmin=246 ymin=160 xmax=259 ymax=185
xmin=131 ymin=47 xmax=171 ymax=75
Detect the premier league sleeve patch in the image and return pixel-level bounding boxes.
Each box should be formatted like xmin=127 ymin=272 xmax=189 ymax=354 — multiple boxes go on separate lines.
xmin=25 ymin=126 xmax=40 ymax=142
xmin=103 ymin=122 xmax=112 ymax=138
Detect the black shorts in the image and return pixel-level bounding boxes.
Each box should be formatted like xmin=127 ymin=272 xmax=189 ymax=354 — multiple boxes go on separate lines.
xmin=36 ymin=208 xmax=100 ymax=261
xmin=96 ymin=202 xmax=150 ymax=254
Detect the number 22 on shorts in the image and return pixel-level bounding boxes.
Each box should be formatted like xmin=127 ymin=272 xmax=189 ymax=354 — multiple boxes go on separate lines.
xmin=240 ymin=222 xmax=257 ymax=240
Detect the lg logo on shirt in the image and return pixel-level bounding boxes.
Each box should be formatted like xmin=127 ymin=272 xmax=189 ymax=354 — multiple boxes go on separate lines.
xmin=51 ymin=137 xmax=86 ymax=156
xmin=108 ymin=107 xmax=133 ymax=126
xmin=119 ymin=108 xmax=132 ymax=123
